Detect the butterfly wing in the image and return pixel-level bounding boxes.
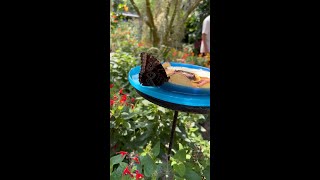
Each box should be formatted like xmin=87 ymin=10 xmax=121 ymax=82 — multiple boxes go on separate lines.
xmin=139 ymin=52 xmax=169 ymax=86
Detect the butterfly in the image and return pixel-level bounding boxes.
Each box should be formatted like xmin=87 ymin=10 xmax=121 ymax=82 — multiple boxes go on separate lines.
xmin=139 ymin=52 xmax=169 ymax=86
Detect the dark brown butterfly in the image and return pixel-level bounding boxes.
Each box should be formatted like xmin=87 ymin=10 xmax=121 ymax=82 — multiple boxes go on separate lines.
xmin=139 ymin=52 xmax=169 ymax=86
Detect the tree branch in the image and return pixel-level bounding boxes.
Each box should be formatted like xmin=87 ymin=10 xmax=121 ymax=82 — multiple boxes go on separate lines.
xmin=163 ymin=0 xmax=179 ymax=45
xmin=145 ymin=0 xmax=156 ymax=28
xmin=129 ymin=0 xmax=152 ymax=27
xmin=165 ymin=0 xmax=170 ymax=27
xmin=129 ymin=0 xmax=142 ymax=17
xmin=168 ymin=0 xmax=179 ymax=32
xmin=183 ymin=0 xmax=203 ymax=22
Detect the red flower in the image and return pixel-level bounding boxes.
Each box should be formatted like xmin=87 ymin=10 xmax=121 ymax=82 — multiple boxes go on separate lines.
xmin=182 ymin=53 xmax=189 ymax=60
xmin=110 ymin=84 xmax=114 ymax=88
xmin=121 ymin=94 xmax=127 ymax=101
xmin=120 ymin=94 xmax=127 ymax=104
xmin=116 ymin=151 xmax=128 ymax=157
xmin=132 ymin=156 xmax=140 ymax=164
xmin=119 ymin=88 xmax=123 ymax=94
xmin=131 ymin=97 xmax=135 ymax=103
xmin=123 ymin=166 xmax=133 ymax=177
xmin=110 ymin=100 xmax=115 ymax=106
xmin=172 ymin=51 xmax=177 ymax=57
xmin=135 ymin=170 xmax=144 ymax=179
xmin=131 ymin=104 xmax=135 ymax=109
xmin=113 ymin=95 xmax=118 ymax=100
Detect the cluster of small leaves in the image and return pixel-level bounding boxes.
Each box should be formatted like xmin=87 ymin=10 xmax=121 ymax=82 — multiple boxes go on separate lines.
xmin=110 ymin=51 xmax=139 ymax=91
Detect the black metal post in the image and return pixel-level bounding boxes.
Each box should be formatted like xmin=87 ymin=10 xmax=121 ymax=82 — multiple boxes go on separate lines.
xmin=168 ymin=110 xmax=179 ymax=160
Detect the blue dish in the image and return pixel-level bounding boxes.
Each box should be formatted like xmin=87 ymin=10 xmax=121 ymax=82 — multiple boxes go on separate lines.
xmin=128 ymin=63 xmax=210 ymax=107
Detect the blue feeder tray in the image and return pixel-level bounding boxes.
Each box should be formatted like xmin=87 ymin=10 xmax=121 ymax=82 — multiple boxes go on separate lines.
xmin=128 ymin=62 xmax=210 ymax=107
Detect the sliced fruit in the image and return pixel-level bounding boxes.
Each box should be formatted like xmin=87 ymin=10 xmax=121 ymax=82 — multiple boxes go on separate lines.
xmin=165 ymin=69 xmax=175 ymax=77
xmin=162 ymin=62 xmax=171 ymax=69
xmin=191 ymin=79 xmax=210 ymax=88
xmin=199 ymin=82 xmax=210 ymax=88
xmin=192 ymin=74 xmax=202 ymax=82
xmin=169 ymin=73 xmax=194 ymax=87
xmin=196 ymin=79 xmax=210 ymax=88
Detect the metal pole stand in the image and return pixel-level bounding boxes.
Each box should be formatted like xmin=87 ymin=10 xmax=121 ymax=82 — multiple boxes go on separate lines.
xmin=167 ymin=111 xmax=179 ymax=160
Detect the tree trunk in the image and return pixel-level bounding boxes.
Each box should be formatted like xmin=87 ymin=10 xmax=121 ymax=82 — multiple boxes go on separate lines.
xmin=145 ymin=0 xmax=160 ymax=47
xmin=163 ymin=0 xmax=179 ymax=46
xmin=129 ymin=0 xmax=202 ymax=48
xmin=152 ymin=29 xmax=160 ymax=47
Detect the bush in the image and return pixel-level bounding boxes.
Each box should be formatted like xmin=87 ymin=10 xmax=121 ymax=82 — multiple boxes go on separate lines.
xmin=110 ymin=52 xmax=210 ymax=178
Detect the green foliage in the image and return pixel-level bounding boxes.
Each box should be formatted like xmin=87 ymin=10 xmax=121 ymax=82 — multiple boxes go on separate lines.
xmin=141 ymin=154 xmax=156 ymax=177
xmin=110 ymin=154 xmax=126 ymax=170
xmin=110 ymin=137 xmax=210 ymax=179
xmin=110 ymin=91 xmax=211 ymax=178
xmin=110 ymin=51 xmax=139 ymax=91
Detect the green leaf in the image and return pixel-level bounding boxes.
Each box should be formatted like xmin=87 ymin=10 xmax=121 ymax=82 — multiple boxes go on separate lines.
xmin=141 ymin=154 xmax=156 ymax=177
xmin=198 ymin=114 xmax=205 ymax=120
xmin=189 ymin=127 xmax=198 ymax=132
xmin=184 ymin=168 xmax=202 ymax=180
xmin=179 ymin=143 xmax=184 ymax=150
xmin=203 ymin=166 xmax=210 ymax=180
xmin=122 ymin=175 xmax=132 ymax=180
xmin=173 ymin=163 xmax=186 ymax=177
xmin=174 ymin=175 xmax=185 ymax=180
xmin=121 ymin=112 xmax=135 ymax=120
xmin=142 ymin=100 xmax=152 ymax=106
xmin=136 ymin=164 xmax=143 ymax=173
xmin=147 ymin=115 xmax=155 ymax=120
xmin=135 ymin=122 xmax=148 ymax=128
xmin=122 ymin=129 xmax=127 ymax=136
xmin=110 ymin=154 xmax=125 ymax=167
xmin=157 ymin=106 xmax=166 ymax=113
xmin=173 ymin=149 xmax=186 ymax=162
xmin=200 ymin=126 xmax=207 ymax=132
xmin=123 ymin=121 xmax=131 ymax=129
xmin=151 ymin=141 xmax=160 ymax=157
xmin=186 ymin=154 xmax=191 ymax=160
xmin=112 ymin=162 xmax=128 ymax=177
xmin=120 ymin=162 xmax=128 ymax=170
xmin=110 ymin=173 xmax=118 ymax=180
